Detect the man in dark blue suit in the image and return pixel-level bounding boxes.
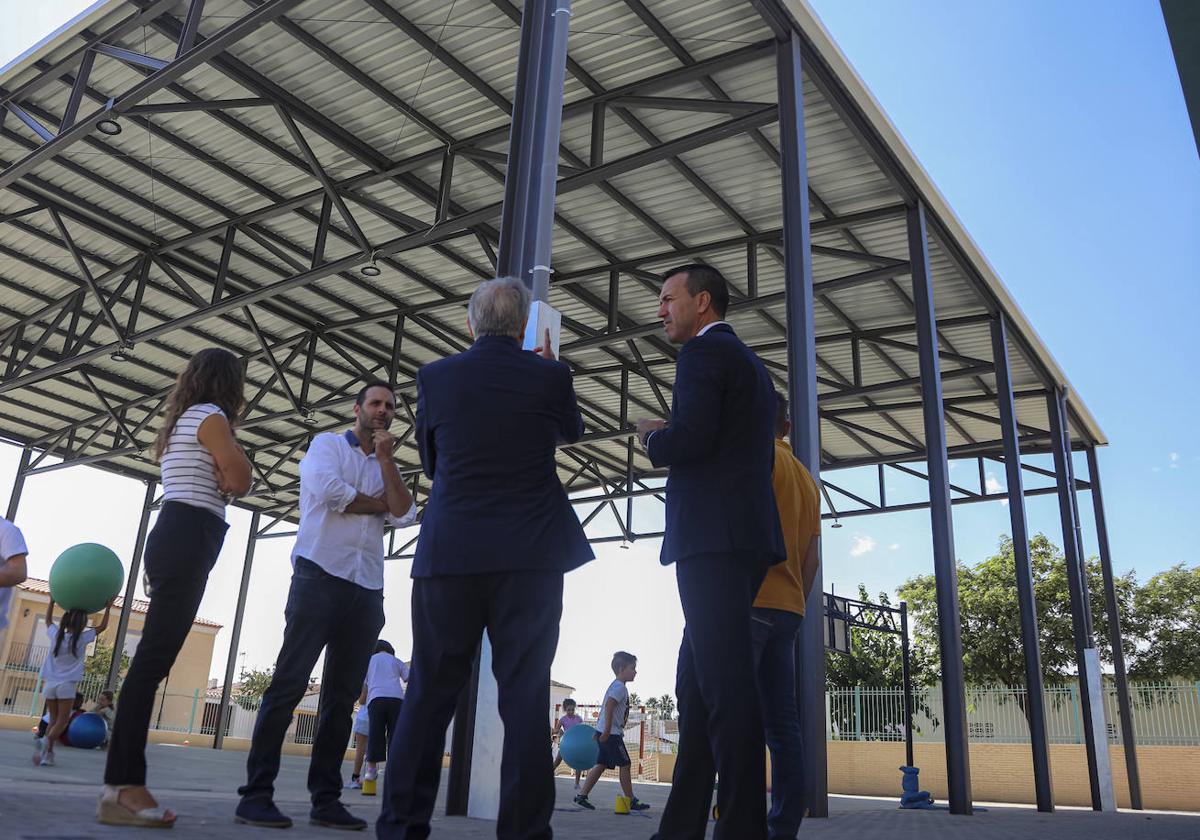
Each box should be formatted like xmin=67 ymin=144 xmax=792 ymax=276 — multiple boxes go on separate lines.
xmin=636 ymin=264 xmax=784 ymax=840
xmin=377 ymin=277 xmax=594 ymax=840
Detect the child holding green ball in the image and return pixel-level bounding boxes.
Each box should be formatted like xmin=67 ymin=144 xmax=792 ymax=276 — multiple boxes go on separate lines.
xmin=36 ymin=596 xmax=113 ymax=766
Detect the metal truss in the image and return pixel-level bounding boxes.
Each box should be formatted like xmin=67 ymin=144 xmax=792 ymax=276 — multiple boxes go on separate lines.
xmin=0 ymin=0 xmax=1133 ymax=817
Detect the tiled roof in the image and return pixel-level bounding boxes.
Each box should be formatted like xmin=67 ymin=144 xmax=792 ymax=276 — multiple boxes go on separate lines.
xmin=16 ymin=578 xmax=222 ymax=629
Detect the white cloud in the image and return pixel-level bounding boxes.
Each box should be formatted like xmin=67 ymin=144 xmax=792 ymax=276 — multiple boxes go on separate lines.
xmin=888 ymin=543 xmax=900 ymax=551
xmin=984 ymin=473 xmax=1003 ymax=494
xmin=850 ymin=535 xmax=877 ymax=557
xmin=1169 ymin=452 xmax=1181 ymax=469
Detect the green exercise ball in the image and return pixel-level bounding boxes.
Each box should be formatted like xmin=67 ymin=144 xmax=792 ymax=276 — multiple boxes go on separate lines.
xmin=48 ymin=543 xmax=124 ymax=613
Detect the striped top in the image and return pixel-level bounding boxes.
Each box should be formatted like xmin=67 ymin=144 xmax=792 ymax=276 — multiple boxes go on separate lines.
xmin=160 ymin=403 xmax=228 ymax=519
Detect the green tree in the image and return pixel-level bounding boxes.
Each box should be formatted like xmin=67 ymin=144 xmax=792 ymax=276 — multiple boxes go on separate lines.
xmin=84 ymin=637 xmax=127 ymax=683
xmin=655 ymin=694 xmax=675 ymax=720
xmin=1128 ymin=564 xmax=1200 ymax=681
xmin=234 ymin=666 xmax=317 ymax=711
xmin=629 ymin=692 xmax=642 ymax=708
xmin=897 ymin=534 xmax=1139 ymax=690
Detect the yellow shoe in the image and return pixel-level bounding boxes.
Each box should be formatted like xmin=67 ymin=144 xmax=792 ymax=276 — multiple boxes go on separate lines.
xmin=614 ymin=795 xmax=631 ymax=815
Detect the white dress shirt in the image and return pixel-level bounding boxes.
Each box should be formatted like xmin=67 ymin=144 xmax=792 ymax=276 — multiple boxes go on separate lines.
xmin=292 ymin=430 xmax=417 ymax=590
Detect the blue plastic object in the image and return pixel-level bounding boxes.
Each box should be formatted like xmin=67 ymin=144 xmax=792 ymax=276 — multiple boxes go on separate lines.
xmin=899 ymin=766 xmax=935 ymax=809
xmin=559 ymin=723 xmax=600 ymax=771
xmin=66 ymin=712 xmax=107 ymax=749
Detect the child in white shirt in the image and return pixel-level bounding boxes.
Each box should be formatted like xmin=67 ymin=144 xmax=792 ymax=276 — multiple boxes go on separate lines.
xmin=36 ymin=596 xmax=113 ymax=765
xmin=574 ymin=651 xmax=650 ymax=812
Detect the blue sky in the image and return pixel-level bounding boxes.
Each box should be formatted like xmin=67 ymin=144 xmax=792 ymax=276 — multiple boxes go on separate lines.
xmin=806 ymin=0 xmax=1200 ymax=603
xmin=1 ymin=1 xmax=1197 ymax=702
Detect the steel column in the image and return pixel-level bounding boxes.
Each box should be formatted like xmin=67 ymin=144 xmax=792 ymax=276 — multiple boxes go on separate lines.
xmin=447 ymin=0 xmax=574 ymax=817
xmin=777 ymin=29 xmax=827 ymax=818
xmin=1047 ymin=389 xmax=1112 ymax=810
xmin=494 ymin=0 xmax=574 ymax=298
xmin=908 ymin=202 xmax=972 ymax=814
xmin=1087 ymin=445 xmax=1140 ymax=809
xmin=991 ymin=315 xmax=1053 ymax=811
xmin=5 ymin=447 xmax=31 ymax=521
xmin=899 ymin=602 xmax=914 ymax=769
xmin=214 ymin=510 xmax=259 ymax=750
xmin=107 ymin=480 xmax=157 ymax=690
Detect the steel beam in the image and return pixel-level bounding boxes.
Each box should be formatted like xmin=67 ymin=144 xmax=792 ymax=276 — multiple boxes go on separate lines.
xmin=1086 ymin=445 xmax=1141 ymax=810
xmin=777 ymin=28 xmax=827 ymax=818
xmin=214 ymin=510 xmax=259 ymax=750
xmin=991 ymin=315 xmax=1053 ymax=811
xmin=1047 ymin=389 xmax=1110 ymax=811
xmin=909 ymin=202 xmax=972 ymax=814
xmin=4 ymin=447 xmax=31 ymax=521
xmin=107 ymin=480 xmax=157 ymax=690
xmin=448 ymin=0 xmax=574 ymax=817
xmin=0 ymin=0 xmax=305 ymax=190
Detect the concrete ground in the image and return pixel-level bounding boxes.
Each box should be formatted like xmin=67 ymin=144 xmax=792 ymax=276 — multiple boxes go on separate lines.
xmin=1 ymin=729 xmax=1196 ymax=839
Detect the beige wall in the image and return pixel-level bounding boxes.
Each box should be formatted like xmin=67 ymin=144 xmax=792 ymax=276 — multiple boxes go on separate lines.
xmin=652 ymin=742 xmax=1199 ymax=812
xmin=826 ymin=740 xmax=1199 ymax=812
xmin=0 ymin=588 xmax=218 ymax=731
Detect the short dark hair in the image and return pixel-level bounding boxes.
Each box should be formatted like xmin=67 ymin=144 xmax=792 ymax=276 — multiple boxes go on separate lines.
xmin=611 ymin=651 xmax=637 ymax=674
xmin=775 ymin=391 xmax=789 ymax=437
xmin=563 ymin=698 xmax=577 ymax=708
xmin=374 ymin=639 xmax=395 ymax=656
xmin=662 ymin=263 xmax=729 ymax=318
xmin=356 ymin=380 xmax=394 ymax=407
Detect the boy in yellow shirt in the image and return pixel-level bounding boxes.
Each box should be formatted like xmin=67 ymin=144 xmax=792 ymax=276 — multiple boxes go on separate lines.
xmin=752 ymin=393 xmax=821 ymax=840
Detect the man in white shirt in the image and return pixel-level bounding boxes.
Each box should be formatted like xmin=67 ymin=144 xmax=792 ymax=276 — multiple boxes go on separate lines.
xmin=237 ymin=382 xmax=416 ymax=831
xmin=0 ymin=516 xmax=29 ymax=636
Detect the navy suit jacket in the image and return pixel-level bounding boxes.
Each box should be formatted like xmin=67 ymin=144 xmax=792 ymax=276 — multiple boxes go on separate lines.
xmin=412 ymin=335 xmax=594 ymax=577
xmin=647 ymin=324 xmax=785 ymax=567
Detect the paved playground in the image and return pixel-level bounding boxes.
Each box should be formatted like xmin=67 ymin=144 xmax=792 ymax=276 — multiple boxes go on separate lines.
xmin=0 ymin=729 xmax=1195 ymax=838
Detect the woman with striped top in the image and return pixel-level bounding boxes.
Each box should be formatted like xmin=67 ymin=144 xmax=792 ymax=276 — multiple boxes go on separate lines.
xmin=99 ymin=348 xmax=252 ymax=829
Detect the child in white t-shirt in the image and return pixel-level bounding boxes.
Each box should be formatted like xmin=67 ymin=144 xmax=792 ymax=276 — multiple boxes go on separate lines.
xmin=574 ymin=651 xmax=649 ymax=812
xmin=36 ymin=596 xmax=114 ymax=766
xmin=361 ymin=640 xmax=409 ymax=791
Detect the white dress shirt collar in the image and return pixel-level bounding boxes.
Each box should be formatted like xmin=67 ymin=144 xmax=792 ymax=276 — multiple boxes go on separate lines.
xmin=697 ymin=320 xmax=731 ymax=337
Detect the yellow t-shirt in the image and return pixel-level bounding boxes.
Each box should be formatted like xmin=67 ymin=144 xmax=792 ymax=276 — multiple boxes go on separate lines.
xmin=753 ymin=438 xmax=821 ymax=615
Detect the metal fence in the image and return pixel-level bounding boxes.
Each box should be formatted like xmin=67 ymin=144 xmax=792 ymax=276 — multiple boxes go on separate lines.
xmin=827 ymin=683 xmax=1200 ymax=746
xmin=0 ymin=656 xmax=318 ymax=745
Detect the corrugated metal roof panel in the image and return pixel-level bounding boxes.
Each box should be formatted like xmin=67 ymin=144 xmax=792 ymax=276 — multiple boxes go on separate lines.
xmin=0 ymin=0 xmax=1101 ymax=526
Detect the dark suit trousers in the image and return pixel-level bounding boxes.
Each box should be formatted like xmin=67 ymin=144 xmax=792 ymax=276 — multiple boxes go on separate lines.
xmin=376 ymin=571 xmax=563 ymax=840
xmin=657 ymin=553 xmax=768 ymax=840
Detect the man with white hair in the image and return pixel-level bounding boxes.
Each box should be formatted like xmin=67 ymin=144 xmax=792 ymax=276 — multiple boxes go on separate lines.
xmin=377 ymin=277 xmax=593 ymax=840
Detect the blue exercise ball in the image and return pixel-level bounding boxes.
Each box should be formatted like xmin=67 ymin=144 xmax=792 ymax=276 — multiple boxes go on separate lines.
xmin=559 ymin=723 xmax=599 ymax=771
xmin=66 ymin=712 xmax=107 ymax=750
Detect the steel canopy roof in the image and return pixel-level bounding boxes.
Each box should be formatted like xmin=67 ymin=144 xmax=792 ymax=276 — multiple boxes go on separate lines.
xmin=0 ymin=0 xmax=1103 ymax=535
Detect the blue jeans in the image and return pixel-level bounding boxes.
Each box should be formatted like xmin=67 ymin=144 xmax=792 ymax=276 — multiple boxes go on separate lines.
xmin=751 ymin=607 xmax=804 ymax=840
xmin=239 ymin=557 xmax=384 ymax=809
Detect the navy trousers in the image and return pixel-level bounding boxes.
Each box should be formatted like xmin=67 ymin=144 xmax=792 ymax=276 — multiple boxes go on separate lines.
xmin=239 ymin=557 xmax=384 ymax=809
xmin=751 ymin=607 xmax=805 ymax=840
xmin=656 ymin=553 xmax=769 ymax=840
xmin=376 ymin=570 xmax=563 ymax=840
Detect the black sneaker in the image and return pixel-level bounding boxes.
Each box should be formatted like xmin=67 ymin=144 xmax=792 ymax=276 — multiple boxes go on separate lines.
xmin=574 ymin=794 xmax=595 ymax=810
xmin=630 ymin=797 xmax=651 ymax=811
xmin=234 ymin=797 xmax=293 ymax=828
xmin=309 ymin=802 xmax=367 ymax=831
